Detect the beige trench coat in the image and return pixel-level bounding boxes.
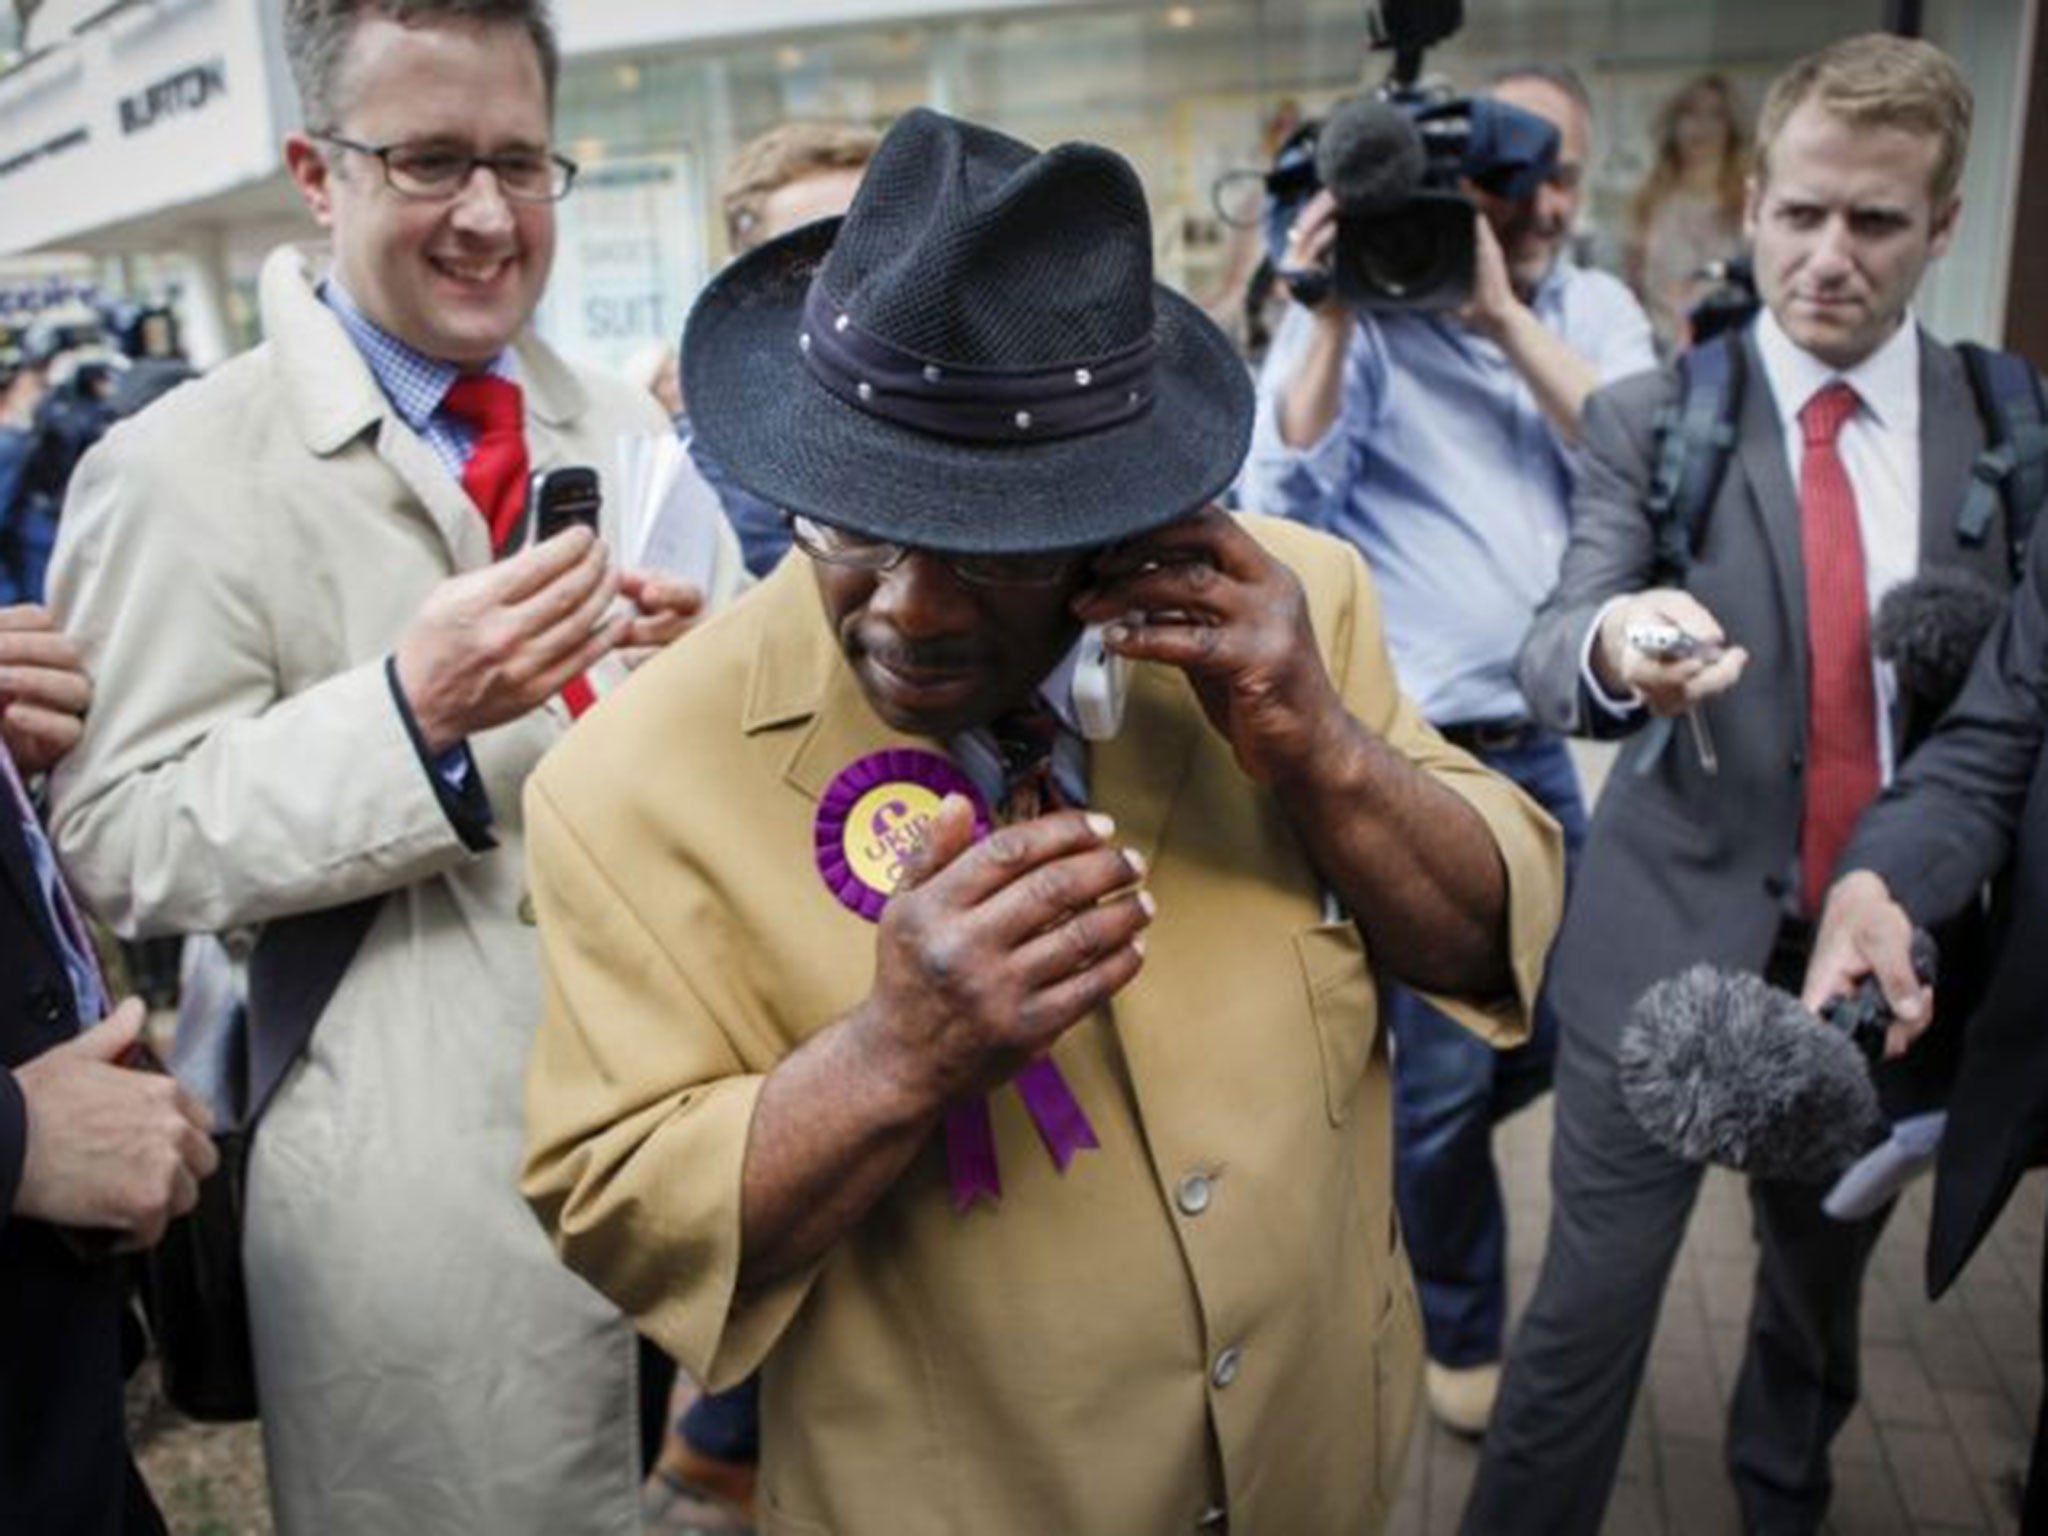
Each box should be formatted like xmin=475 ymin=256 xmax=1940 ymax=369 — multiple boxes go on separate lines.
xmin=46 ymin=245 xmax=746 ymax=1535
xmin=522 ymin=518 xmax=1564 ymax=1536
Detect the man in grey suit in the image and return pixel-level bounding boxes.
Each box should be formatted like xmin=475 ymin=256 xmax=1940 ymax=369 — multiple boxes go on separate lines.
xmin=1465 ymin=35 xmax=2011 ymax=1534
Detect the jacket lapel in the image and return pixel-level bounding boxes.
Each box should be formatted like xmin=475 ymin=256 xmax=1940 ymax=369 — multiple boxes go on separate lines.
xmin=514 ymin=329 xmax=592 ymax=483
xmin=1090 ymin=662 xmax=1201 ymax=878
xmin=1731 ymin=331 xmax=1809 ymax=714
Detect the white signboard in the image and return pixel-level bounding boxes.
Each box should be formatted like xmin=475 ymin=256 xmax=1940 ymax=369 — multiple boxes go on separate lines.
xmin=534 ymin=150 xmax=704 ymax=379
xmin=0 ymin=0 xmax=289 ymax=254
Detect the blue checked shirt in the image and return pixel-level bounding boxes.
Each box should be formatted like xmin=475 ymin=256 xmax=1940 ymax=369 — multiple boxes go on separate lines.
xmin=320 ymin=278 xmax=518 ymax=480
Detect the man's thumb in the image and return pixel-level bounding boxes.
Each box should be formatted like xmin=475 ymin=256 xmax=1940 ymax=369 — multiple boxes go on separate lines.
xmin=896 ymin=794 xmax=978 ymax=894
xmin=60 ymin=996 xmax=147 ymax=1062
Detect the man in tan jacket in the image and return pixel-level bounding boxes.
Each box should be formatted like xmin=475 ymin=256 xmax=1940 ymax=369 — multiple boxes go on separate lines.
xmin=524 ymin=108 xmax=1563 ymax=1536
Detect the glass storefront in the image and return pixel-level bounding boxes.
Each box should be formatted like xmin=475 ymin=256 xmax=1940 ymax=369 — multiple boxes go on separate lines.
xmin=542 ymin=0 xmax=2027 ymax=374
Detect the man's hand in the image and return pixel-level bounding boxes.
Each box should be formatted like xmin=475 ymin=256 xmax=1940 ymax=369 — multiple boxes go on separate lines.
xmin=1802 ymin=870 xmax=1933 ymax=1060
xmin=394 ymin=528 xmax=624 ymax=754
xmin=1594 ymin=589 xmax=1750 ymax=717
xmin=613 ymin=569 xmax=706 ymax=672
xmin=844 ymin=797 xmax=1151 ymax=1110
xmin=1273 ymin=189 xmax=1359 ymax=451
xmin=0 ymin=605 xmax=91 ymax=776
xmin=1075 ymin=507 xmax=1345 ymax=785
xmin=1278 ymin=189 xmax=1353 ymax=323
xmin=1456 ymin=213 xmax=1523 ymax=344
xmin=13 ymin=999 xmax=219 ymax=1250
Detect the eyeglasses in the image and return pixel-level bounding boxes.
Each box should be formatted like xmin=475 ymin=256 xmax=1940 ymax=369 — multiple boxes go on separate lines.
xmin=313 ymin=132 xmax=578 ymax=203
xmin=787 ymin=513 xmax=1083 ymax=589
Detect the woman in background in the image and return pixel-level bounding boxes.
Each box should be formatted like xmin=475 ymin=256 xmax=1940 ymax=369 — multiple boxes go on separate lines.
xmin=1624 ymin=74 xmax=1749 ymax=353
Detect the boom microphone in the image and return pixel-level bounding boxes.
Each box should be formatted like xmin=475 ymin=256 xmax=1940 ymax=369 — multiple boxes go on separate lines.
xmin=1313 ymin=97 xmax=1428 ymax=215
xmin=1618 ymin=967 xmax=1886 ymax=1183
xmin=1873 ymin=566 xmax=2008 ymax=754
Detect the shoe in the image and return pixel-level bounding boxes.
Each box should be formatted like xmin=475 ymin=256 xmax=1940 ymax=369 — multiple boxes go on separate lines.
xmin=641 ymin=1442 xmax=757 ymax=1535
xmin=1425 ymin=1359 xmax=1500 ymax=1438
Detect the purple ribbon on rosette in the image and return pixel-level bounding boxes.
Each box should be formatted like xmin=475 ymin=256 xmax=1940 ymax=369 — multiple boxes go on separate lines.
xmin=944 ymin=1060 xmax=1102 ymax=1212
xmin=816 ymin=748 xmax=1103 ymax=1211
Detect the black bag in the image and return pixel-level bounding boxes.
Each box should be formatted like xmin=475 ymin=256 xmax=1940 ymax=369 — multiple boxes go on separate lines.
xmin=140 ymin=1124 xmax=259 ymax=1421
xmin=138 ymin=898 xmax=382 ymax=1423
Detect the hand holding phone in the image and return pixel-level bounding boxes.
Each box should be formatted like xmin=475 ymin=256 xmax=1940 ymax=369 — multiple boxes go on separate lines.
xmin=1624 ymin=621 xmax=1725 ymax=775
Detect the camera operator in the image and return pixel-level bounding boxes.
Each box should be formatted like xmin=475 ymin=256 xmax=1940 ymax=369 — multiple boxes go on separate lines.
xmin=1244 ymin=63 xmax=1654 ymax=1437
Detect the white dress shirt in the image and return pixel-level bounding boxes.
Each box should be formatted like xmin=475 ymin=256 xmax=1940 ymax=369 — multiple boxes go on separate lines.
xmin=1752 ymin=306 xmax=1922 ymax=778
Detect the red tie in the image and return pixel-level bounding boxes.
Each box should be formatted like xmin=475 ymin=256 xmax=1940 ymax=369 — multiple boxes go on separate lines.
xmin=442 ymin=374 xmax=529 ymax=554
xmin=1797 ymin=380 xmax=1880 ymax=915
xmin=441 ymin=375 xmax=596 ymax=717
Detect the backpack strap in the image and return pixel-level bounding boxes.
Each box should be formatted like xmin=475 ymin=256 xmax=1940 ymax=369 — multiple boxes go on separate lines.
xmin=1955 ymin=342 xmax=2048 ymax=578
xmin=1643 ymin=332 xmax=1745 ymax=585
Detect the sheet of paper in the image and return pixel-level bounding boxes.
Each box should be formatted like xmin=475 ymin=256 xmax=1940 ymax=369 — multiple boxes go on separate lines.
xmin=612 ymin=431 xmax=725 ymax=595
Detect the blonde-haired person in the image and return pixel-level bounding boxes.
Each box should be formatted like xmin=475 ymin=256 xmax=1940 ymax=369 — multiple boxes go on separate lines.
xmin=718 ymin=119 xmax=880 ymax=258
xmin=1624 ymin=74 xmax=1750 ymax=352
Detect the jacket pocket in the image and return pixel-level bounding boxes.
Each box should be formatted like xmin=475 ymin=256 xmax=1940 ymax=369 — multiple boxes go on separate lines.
xmin=1293 ymin=921 xmax=1376 ymax=1126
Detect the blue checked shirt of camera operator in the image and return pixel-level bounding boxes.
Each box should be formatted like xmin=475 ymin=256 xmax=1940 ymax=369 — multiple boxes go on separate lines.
xmin=1243 ymin=264 xmax=1655 ymax=726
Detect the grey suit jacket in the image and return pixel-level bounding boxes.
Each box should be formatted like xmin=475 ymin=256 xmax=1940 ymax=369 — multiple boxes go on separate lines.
xmin=1516 ymin=325 xmax=2015 ymax=1049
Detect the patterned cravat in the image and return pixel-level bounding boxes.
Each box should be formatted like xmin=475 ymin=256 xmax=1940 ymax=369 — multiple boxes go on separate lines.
xmin=1797 ymin=380 xmax=1881 ymax=915
xmin=943 ymin=699 xmax=1098 ymax=1210
xmin=441 ymin=375 xmax=595 ymax=717
xmin=991 ymin=704 xmax=1069 ymax=821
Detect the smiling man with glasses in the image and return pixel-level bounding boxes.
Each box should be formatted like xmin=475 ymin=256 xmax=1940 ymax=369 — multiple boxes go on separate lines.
xmin=39 ymin=3 xmax=744 ymax=1533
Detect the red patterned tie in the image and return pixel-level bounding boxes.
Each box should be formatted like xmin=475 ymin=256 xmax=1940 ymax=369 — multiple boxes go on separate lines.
xmin=441 ymin=375 xmax=595 ymax=717
xmin=1797 ymin=380 xmax=1880 ymax=915
xmin=442 ymin=374 xmax=529 ymax=554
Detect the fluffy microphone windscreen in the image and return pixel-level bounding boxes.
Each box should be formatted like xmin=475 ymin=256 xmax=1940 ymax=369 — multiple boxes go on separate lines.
xmin=1314 ymin=96 xmax=1428 ymax=215
xmin=1619 ymin=966 xmax=1886 ymax=1183
xmin=1873 ymin=566 xmax=2007 ymax=741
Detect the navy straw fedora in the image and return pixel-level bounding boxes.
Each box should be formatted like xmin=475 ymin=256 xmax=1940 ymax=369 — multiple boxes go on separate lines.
xmin=681 ymin=107 xmax=1254 ymax=556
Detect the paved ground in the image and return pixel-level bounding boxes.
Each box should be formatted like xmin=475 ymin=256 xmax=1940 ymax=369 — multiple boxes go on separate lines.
xmin=1389 ymin=1099 xmax=2046 ymax=1536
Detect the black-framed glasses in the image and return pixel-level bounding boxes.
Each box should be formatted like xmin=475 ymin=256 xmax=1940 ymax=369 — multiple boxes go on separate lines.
xmin=313 ymin=132 xmax=578 ymax=203
xmin=787 ymin=513 xmax=1082 ymax=589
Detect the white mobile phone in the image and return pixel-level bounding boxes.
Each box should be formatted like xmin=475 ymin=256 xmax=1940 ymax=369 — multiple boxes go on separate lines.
xmin=1626 ymin=620 xmax=1723 ymax=664
xmin=1072 ymin=624 xmax=1129 ymax=741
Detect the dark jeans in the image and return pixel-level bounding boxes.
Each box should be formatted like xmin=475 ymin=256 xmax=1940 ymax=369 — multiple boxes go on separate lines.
xmin=681 ymin=1375 xmax=761 ymax=1464
xmin=1390 ymin=728 xmax=1587 ymax=1366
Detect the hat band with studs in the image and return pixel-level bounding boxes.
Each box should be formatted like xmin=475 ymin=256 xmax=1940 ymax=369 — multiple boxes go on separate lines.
xmin=798 ymin=281 xmax=1156 ymax=445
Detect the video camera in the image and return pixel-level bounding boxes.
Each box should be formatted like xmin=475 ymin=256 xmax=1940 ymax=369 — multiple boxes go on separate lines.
xmin=1257 ymin=0 xmax=1562 ymax=311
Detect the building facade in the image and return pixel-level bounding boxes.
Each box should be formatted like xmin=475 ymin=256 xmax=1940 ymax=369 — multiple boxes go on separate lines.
xmin=0 ymin=0 xmax=2036 ymax=372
